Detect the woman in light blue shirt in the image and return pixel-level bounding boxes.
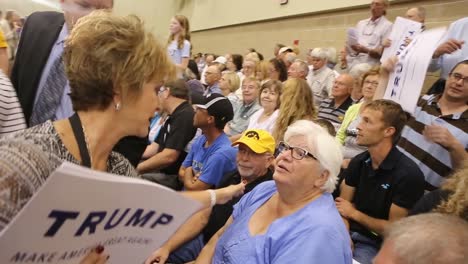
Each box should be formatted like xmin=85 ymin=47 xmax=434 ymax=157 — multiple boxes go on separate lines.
xmin=196 ymin=120 xmax=352 ymax=264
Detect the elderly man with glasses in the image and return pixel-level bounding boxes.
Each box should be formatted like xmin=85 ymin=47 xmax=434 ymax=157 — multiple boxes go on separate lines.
xmin=192 ymin=120 xmax=352 ymax=264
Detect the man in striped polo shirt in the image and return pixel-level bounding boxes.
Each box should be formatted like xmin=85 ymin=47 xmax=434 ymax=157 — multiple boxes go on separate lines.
xmin=318 ymin=74 xmax=355 ymax=131
xmin=398 ymin=60 xmax=468 ymax=190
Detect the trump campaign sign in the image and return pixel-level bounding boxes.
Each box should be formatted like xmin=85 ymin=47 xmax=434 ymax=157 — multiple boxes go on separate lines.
xmin=384 ymin=27 xmax=446 ymax=114
xmin=0 ymin=162 xmax=202 ymax=264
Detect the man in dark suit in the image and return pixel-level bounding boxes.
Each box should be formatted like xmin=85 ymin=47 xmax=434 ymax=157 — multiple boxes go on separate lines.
xmin=11 ymin=0 xmax=148 ymax=167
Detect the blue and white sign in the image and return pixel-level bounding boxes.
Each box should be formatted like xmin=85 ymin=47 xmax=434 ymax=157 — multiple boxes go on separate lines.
xmin=0 ymin=162 xmax=202 ymax=264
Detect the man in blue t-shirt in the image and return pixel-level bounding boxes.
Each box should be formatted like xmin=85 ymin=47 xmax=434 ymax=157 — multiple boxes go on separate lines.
xmin=180 ymin=94 xmax=237 ymax=190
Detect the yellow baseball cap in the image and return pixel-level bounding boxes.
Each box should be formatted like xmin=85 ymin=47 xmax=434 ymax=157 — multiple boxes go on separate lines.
xmin=232 ymin=129 xmax=276 ymax=154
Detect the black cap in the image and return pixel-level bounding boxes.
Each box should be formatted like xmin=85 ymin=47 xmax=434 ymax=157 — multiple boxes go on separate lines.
xmin=194 ymin=94 xmax=234 ymax=124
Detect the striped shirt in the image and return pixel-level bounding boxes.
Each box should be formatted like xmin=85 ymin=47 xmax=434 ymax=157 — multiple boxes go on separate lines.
xmin=0 ymin=71 xmax=26 ymax=135
xmin=397 ymin=94 xmax=468 ymax=190
xmin=318 ymin=97 xmax=354 ymax=131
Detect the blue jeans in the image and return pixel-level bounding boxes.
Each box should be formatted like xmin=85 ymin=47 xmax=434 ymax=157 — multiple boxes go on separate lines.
xmin=167 ymin=234 xmax=205 ymax=264
xmin=351 ymin=232 xmax=381 ymax=264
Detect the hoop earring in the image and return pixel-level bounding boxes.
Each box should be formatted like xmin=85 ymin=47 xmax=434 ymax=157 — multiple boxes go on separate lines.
xmin=115 ymin=103 xmax=121 ymax=111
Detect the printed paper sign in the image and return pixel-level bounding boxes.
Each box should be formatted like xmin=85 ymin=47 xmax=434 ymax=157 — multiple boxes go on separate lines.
xmin=381 ymin=16 xmax=423 ymax=63
xmin=0 ymin=162 xmax=202 ymax=264
xmin=384 ymin=27 xmax=446 ymax=114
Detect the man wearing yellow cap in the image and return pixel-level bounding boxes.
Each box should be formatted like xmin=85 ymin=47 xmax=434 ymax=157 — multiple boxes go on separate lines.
xmin=146 ymin=129 xmax=276 ymax=264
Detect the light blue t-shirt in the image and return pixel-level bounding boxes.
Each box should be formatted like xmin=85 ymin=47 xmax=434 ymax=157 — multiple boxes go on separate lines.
xmin=428 ymin=17 xmax=468 ymax=79
xmin=213 ymin=181 xmax=352 ymax=264
xmin=182 ymin=133 xmax=237 ymax=187
xmin=167 ymin=39 xmax=191 ymax=65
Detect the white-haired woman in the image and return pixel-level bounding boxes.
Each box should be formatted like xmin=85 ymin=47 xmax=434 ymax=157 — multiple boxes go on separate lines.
xmin=195 ymin=120 xmax=352 ymax=263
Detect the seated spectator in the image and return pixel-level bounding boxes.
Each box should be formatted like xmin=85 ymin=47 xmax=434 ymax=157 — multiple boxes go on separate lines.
xmin=226 ymin=53 xmax=243 ymax=77
xmin=0 ymin=10 xmax=246 ymax=237
xmin=273 ymin=78 xmax=316 ymax=141
xmin=397 ymin=60 xmax=468 ymax=190
xmin=219 ymin=71 xmax=241 ymax=110
xmin=213 ymin=56 xmax=227 ymax=72
xmin=307 ymin=48 xmax=337 ymax=105
xmin=203 ymin=64 xmax=222 ymax=96
xmin=334 ymin=46 xmax=349 ymax=74
xmin=315 ymin=118 xmax=337 ymax=136
xmin=137 ymin=80 xmax=197 ymax=189
xmin=287 ymin=59 xmax=309 ymax=80
xmin=225 ymin=77 xmax=261 ymax=140
xmin=337 ymin=67 xmax=381 ymax=161
xmin=336 ymin=100 xmax=425 ymax=264
xmin=374 ymin=213 xmax=468 ymax=264
xmin=348 ymin=63 xmax=373 ymax=102
xmin=273 ymin=43 xmax=286 ymax=58
xmin=200 ymin=53 xmax=214 ymax=84
xmin=0 ymin=70 xmax=26 ymax=135
xmin=410 ymin=160 xmax=468 ymax=220
xmin=282 ymin=51 xmax=297 ymax=69
xmin=195 ymin=120 xmax=352 ymax=263
xmin=186 ymin=59 xmax=200 ymax=80
xmin=247 ymin=80 xmax=282 ymax=134
xmin=318 ymin=74 xmax=354 ymax=131
xmin=180 ymin=94 xmax=237 ymax=190
xmin=146 ymin=129 xmax=276 ymax=264
xmin=255 ymin=60 xmax=270 ymax=83
xmin=268 ymin=58 xmax=288 ymax=82
xmin=235 ymin=58 xmax=257 ymax=99
xmin=277 ymin=46 xmax=293 ymax=61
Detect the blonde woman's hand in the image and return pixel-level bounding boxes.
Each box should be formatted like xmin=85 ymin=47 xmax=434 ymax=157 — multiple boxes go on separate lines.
xmin=80 ymin=246 xmax=109 ymax=264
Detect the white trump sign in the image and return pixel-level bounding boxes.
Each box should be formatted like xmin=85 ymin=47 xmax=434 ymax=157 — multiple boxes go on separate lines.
xmin=381 ymin=16 xmax=423 ymax=63
xmin=384 ymin=27 xmax=447 ymax=114
xmin=0 ymin=162 xmax=202 ymax=264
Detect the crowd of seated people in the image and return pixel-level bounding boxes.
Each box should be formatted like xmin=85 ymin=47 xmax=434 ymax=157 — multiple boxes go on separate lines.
xmin=0 ymin=0 xmax=467 ymax=263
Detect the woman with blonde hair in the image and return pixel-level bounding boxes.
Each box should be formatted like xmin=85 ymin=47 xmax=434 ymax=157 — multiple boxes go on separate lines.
xmin=167 ymin=15 xmax=191 ymax=72
xmin=219 ymin=71 xmax=240 ymax=106
xmin=273 ymin=78 xmax=317 ymax=141
xmin=255 ymin=60 xmax=271 ymax=84
xmin=0 ymin=11 xmax=245 ymax=262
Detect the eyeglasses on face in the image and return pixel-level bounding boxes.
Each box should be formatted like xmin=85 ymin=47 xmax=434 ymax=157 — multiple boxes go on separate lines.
xmin=277 ymin=141 xmax=317 ymax=160
xmin=364 ymin=80 xmax=379 ymax=87
xmin=449 ymin=72 xmax=468 ymax=86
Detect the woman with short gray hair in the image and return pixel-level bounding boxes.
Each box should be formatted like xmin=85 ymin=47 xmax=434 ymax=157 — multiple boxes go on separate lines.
xmin=196 ymin=120 xmax=352 ymax=263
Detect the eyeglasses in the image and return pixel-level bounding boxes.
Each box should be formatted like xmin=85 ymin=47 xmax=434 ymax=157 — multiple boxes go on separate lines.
xmin=449 ymin=73 xmax=468 ymax=86
xmin=277 ymin=141 xmax=317 ymax=160
xmin=364 ymin=80 xmax=379 ymax=87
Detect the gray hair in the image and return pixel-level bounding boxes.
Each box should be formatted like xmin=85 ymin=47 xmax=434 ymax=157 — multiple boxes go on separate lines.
xmin=284 ymin=120 xmax=342 ymax=193
xmin=348 ymin=63 xmax=372 ymax=80
xmin=384 ymin=213 xmax=468 ymax=264
xmin=310 ymin=48 xmax=329 ymax=61
xmin=293 ymin=59 xmax=310 ymax=76
xmin=324 ymin=47 xmax=337 ymax=64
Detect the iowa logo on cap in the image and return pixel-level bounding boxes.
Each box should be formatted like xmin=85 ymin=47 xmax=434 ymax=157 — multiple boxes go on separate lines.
xmin=245 ymin=130 xmax=260 ymax=140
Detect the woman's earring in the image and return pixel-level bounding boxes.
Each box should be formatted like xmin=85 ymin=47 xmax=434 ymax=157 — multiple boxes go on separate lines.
xmin=115 ymin=103 xmax=121 ymax=111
